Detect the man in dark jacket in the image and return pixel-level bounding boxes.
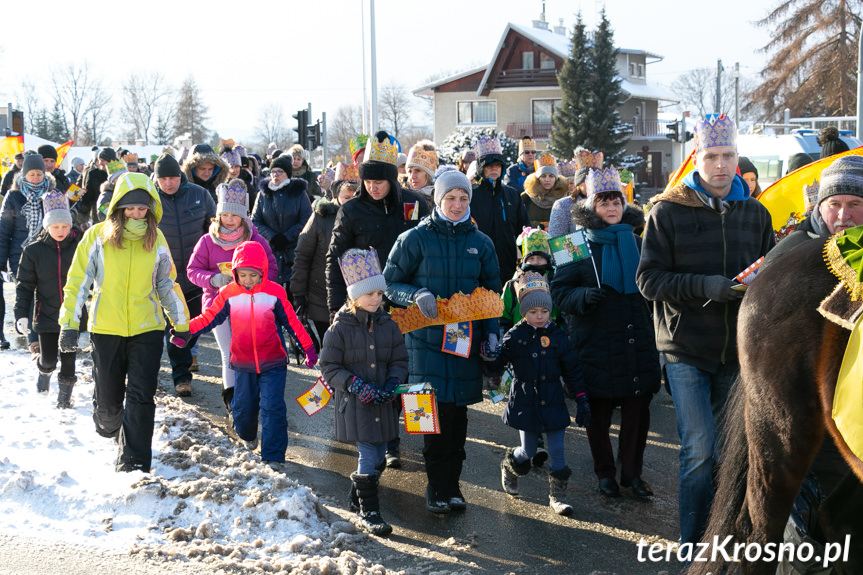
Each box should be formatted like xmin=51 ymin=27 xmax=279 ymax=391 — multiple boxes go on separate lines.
xmin=471 ymin=136 xmax=531 ymax=287
xmin=153 ymin=152 xmax=216 ymax=397
xmin=636 ymin=115 xmax=774 ymax=545
xmin=181 ymin=144 xmax=229 ymax=203
xmin=75 ymin=148 xmax=115 ymax=225
xmin=1 ymin=152 xmax=23 ymax=195
xmin=503 ymin=136 xmax=537 ymax=194
xmin=37 ymin=144 xmax=70 ymax=194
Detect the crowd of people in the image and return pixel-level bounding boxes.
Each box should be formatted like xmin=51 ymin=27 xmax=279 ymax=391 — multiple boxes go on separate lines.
xmin=1 ymin=119 xmax=857 ymax=548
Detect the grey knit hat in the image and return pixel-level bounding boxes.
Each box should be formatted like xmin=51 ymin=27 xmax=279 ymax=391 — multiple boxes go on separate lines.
xmin=433 ymin=166 xmax=472 ymax=206
xmin=517 ymin=272 xmax=553 ymax=316
xmin=817 ymin=156 xmax=863 ymax=206
xmin=22 ymin=153 xmax=45 ymax=175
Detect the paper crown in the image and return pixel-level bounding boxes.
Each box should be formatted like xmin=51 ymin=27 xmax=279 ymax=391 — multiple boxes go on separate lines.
xmin=407 ymin=146 xmax=439 ymax=175
xmin=334 ymin=162 xmax=359 ymax=183
xmin=460 ymin=149 xmax=477 ymax=163
xmin=518 ymin=227 xmax=551 ymax=259
xmin=363 ymin=133 xmax=400 ymax=166
xmin=475 ymin=136 xmax=502 ymax=158
xmin=803 ymin=179 xmax=820 ymax=212
xmin=217 ymin=181 xmax=247 ymax=206
xmin=339 ymin=247 xmax=386 ymax=299
xmin=694 ymin=114 xmax=737 ymax=152
xmin=149 ymin=154 xmax=159 ymax=163
xmin=106 ymin=160 xmax=127 ymax=182
xmin=575 ymin=149 xmax=603 ymax=170
xmin=519 ymin=137 xmax=537 ymax=154
xmin=42 ymin=190 xmax=70 ymax=215
xmin=317 ymin=166 xmax=336 ymax=191
xmin=534 ymin=153 xmax=557 ymax=172
xmin=350 ymin=134 xmax=370 ymax=157
xmin=220 ymin=148 xmax=241 ymax=166
xmin=586 ymin=168 xmax=623 ymax=196
xmin=219 ymin=139 xmax=235 ymax=150
xmin=618 ymin=169 xmax=634 ymax=185
xmin=557 ymin=160 xmax=577 ymax=177
xmin=123 ymin=153 xmax=138 ymax=164
xmin=517 ymin=271 xmax=551 ymax=300
xmin=234 ymin=144 xmax=247 ymax=158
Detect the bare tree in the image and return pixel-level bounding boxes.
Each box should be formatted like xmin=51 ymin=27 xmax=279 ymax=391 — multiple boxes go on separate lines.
xmin=254 ymin=103 xmax=293 ymax=151
xmin=328 ymin=104 xmax=363 ymax=162
xmin=15 ymin=78 xmax=43 ymax=134
xmin=51 ymin=62 xmax=106 ymax=142
xmin=122 ymin=72 xmax=172 ymax=144
xmin=379 ymin=81 xmax=412 ymax=139
xmin=670 ymin=68 xmax=757 ymax=120
xmin=79 ymin=87 xmax=113 ymax=147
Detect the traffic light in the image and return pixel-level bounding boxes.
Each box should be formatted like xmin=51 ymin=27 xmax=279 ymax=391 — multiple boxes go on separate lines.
xmin=293 ymin=109 xmax=308 ymax=149
xmin=306 ymin=121 xmax=321 ymax=150
xmin=665 ymin=120 xmax=679 ymax=142
xmin=683 ymin=130 xmax=694 ymax=142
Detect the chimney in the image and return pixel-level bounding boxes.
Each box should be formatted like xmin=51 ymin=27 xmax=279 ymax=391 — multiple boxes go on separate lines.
xmin=554 ymin=18 xmax=567 ymax=35
xmin=532 ymin=0 xmax=549 ymax=30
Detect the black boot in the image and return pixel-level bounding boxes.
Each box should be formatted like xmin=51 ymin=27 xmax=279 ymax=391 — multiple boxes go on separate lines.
xmin=0 ymin=333 xmax=9 ymax=350
xmin=37 ymin=371 xmax=51 ymax=393
xmin=501 ymin=447 xmax=532 ymax=496
xmin=57 ymin=375 xmax=76 ymax=409
xmin=532 ymin=434 xmax=549 ymax=467
xmin=351 ymin=472 xmax=392 ymax=536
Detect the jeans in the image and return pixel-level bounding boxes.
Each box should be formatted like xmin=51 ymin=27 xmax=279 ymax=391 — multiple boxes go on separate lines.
xmin=515 ymin=428 xmax=566 ymax=471
xmin=665 ymin=361 xmax=737 ymax=544
xmin=356 ymin=441 xmax=387 ymax=475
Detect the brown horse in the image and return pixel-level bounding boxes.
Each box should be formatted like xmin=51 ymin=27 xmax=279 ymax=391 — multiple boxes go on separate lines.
xmin=686 ymin=236 xmax=863 ymax=575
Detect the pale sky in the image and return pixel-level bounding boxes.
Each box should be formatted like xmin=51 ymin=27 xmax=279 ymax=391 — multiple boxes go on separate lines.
xmin=0 ymin=0 xmax=776 ymax=146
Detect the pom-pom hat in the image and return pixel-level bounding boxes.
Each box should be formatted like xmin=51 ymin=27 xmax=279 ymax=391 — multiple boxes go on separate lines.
xmin=339 ymin=247 xmax=387 ymax=300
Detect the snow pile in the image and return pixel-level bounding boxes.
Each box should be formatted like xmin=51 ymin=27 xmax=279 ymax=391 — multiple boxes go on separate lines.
xmin=0 ymin=346 xmax=387 ymax=573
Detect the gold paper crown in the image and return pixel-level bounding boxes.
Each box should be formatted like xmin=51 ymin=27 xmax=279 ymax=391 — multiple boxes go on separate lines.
xmin=106 ymin=160 xmax=126 ymax=176
xmin=389 ymin=287 xmax=504 ymax=334
xmin=519 ymin=137 xmax=537 ymax=154
xmin=363 ymin=134 xmax=400 ymax=166
xmin=694 ymin=115 xmax=737 ymax=152
xmin=475 ymin=136 xmax=502 ymax=158
xmin=350 ymin=134 xmax=369 ymax=156
xmin=338 ymin=247 xmax=383 ymax=288
xmin=534 ymin=153 xmax=557 ymax=172
xmin=586 ymin=168 xmax=623 ymax=196
xmin=123 ymin=153 xmax=138 ymax=164
xmin=803 ymin=178 xmax=820 ymax=212
xmin=557 ymin=160 xmax=577 ymax=177
xmin=575 ymin=149 xmax=603 ymax=170
xmin=407 ymin=146 xmax=439 ymax=174
xmin=334 ymin=162 xmax=359 ymax=183
xmin=516 ymin=271 xmax=551 ymax=300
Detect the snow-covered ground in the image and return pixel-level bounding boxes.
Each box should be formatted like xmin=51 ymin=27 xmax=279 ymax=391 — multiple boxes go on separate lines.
xmin=0 ymin=341 xmax=382 ymax=573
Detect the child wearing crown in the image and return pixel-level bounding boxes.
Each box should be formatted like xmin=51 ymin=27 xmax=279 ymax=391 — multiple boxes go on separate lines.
xmin=319 ymin=247 xmax=409 ymax=536
xmin=482 ymin=271 xmax=589 ymax=516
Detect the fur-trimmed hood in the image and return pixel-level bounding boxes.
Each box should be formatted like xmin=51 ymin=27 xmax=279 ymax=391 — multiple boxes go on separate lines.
xmin=181 ymin=147 xmax=230 ymax=189
xmin=572 ymin=201 xmax=645 ymax=232
xmin=313 ymin=195 xmax=341 ymax=218
xmin=11 ymin=172 xmax=57 ymax=193
xmin=647 ymin=182 xmax=702 ymax=209
xmin=521 ymin=173 xmax=568 ymax=209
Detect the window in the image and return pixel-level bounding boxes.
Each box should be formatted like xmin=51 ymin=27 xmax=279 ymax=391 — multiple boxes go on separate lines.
xmin=540 ymin=53 xmax=555 ymax=70
xmin=637 ymin=63 xmax=644 ymax=78
xmin=522 ymin=51 xmax=534 ymax=69
xmin=532 ymin=99 xmax=562 ymax=124
xmin=630 ymin=63 xmax=637 ymax=77
xmin=458 ymin=101 xmax=497 ymax=124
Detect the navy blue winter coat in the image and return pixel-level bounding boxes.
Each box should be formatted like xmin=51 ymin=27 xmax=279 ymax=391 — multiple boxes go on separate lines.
xmin=0 ymin=188 xmax=28 ymax=273
xmin=251 ymin=177 xmax=313 ymax=284
xmin=384 ymin=208 xmax=501 ymax=406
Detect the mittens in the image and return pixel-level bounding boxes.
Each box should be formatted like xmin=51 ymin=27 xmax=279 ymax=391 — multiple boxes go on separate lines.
xmin=269 ymin=233 xmax=289 ymax=251
xmin=210 ymin=273 xmax=232 ymax=288
xmin=15 ymin=318 xmax=30 ymax=335
xmin=58 ymin=330 xmax=79 ymax=354
xmin=584 ymin=288 xmax=607 ymax=306
xmin=170 ymin=329 xmax=191 ymax=348
xmin=575 ymin=393 xmax=591 ymax=428
xmin=303 ymin=345 xmax=318 ymax=369
xmin=414 ymin=289 xmax=438 ymax=319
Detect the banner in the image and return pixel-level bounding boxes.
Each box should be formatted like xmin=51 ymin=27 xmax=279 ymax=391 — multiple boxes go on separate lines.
xmin=390 ymin=287 xmax=503 ymax=334
xmin=54 ymin=140 xmax=75 ymax=167
xmin=402 ymin=390 xmax=440 ymax=434
xmin=0 ymin=135 xmax=24 ymax=179
xmin=295 ymin=376 xmax=333 ymax=417
xmin=548 ymin=230 xmax=591 ymax=268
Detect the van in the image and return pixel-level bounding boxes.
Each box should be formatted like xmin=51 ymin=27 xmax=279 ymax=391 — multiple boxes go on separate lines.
xmin=736 ymin=130 xmax=863 ymax=187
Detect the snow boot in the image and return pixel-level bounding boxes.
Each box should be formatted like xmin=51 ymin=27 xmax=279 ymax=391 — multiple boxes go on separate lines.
xmin=57 ymin=375 xmax=76 ymax=409
xmin=549 ymin=466 xmax=574 ymax=516
xmin=36 ymin=370 xmax=51 ymax=393
xmin=351 ymin=472 xmax=392 ymax=536
xmin=350 ymin=459 xmax=385 ymax=512
xmin=501 ymin=447 xmax=531 ymax=496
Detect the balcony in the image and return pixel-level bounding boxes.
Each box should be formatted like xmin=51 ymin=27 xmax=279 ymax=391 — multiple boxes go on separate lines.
xmin=628 ymin=119 xmax=677 ymax=139
xmin=506 ymin=119 xmax=675 ymax=141
xmin=505 ymin=122 xmax=553 ymax=139
xmin=493 ymin=68 xmax=559 ymax=89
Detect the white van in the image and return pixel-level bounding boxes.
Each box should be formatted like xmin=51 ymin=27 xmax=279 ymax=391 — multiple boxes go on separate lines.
xmin=736 ymin=129 xmax=863 ymax=187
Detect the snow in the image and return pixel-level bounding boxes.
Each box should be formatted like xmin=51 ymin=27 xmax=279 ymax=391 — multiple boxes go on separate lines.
xmin=0 ymin=340 xmax=376 ymax=573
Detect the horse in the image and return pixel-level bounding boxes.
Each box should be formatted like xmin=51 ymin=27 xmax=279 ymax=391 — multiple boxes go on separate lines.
xmin=686 ymin=235 xmax=863 ymax=575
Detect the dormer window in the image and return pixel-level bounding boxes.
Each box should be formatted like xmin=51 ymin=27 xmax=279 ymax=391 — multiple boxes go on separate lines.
xmin=522 ymin=51 xmax=534 ymax=69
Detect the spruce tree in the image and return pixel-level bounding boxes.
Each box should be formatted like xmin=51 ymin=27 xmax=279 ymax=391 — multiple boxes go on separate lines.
xmin=173 ymin=76 xmax=210 ymax=145
xmin=549 ymin=13 xmax=590 ymax=159
xmin=587 ymin=9 xmax=630 ymax=166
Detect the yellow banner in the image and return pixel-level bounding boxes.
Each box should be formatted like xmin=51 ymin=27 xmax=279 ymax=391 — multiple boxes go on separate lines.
xmin=0 ymin=135 xmax=24 ymax=179
xmin=833 ymin=312 xmax=863 ymax=462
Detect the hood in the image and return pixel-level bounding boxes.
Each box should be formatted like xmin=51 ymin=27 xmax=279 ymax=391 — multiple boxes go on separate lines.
xmin=523 ymin=173 xmax=568 ymax=208
xmin=314 ymin=196 xmax=341 ymax=217
xmin=572 ymin=202 xmax=645 ymax=231
xmin=107 ymin=172 xmax=162 ymax=222
xmin=12 ymin=172 xmax=56 ymax=193
xmin=231 ymin=240 xmax=269 ymax=287
xmin=181 ymin=147 xmax=230 ymax=187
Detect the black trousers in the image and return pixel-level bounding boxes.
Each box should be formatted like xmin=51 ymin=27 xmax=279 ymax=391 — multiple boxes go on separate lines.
xmin=423 ymin=402 xmax=468 ymax=496
xmin=164 ymin=291 xmax=201 ymax=387
xmin=585 ymin=394 xmax=653 ymax=480
xmin=37 ymin=331 xmax=76 ymax=377
xmin=91 ymin=330 xmax=164 ymax=472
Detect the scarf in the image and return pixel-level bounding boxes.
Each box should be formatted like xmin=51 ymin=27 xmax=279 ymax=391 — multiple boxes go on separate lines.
xmin=210 ymin=223 xmax=247 ymax=249
xmin=19 ymin=178 xmax=52 ymax=246
xmin=123 ymin=218 xmax=148 ymax=242
xmin=434 ymin=206 xmax=471 ymax=225
xmin=810 ymin=209 xmax=830 ymax=237
xmin=584 ymin=223 xmax=640 ymax=294
xmin=268 ymin=177 xmax=291 ymax=192
xmin=683 ymin=171 xmax=750 ymax=202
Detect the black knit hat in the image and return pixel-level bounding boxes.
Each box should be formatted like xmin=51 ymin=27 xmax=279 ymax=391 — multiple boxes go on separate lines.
xmin=154 ymin=153 xmax=182 ymax=179
xmin=737 ymin=156 xmax=758 ymax=179
xmin=99 ymin=147 xmax=118 ymax=162
xmin=269 ymin=155 xmax=293 ymax=178
xmin=36 ymin=144 xmax=57 ymax=160
xmin=819 ymin=126 xmax=850 ymax=159
xmin=787 ymin=153 xmax=813 ymax=174
xmin=115 ymin=189 xmax=152 ymax=209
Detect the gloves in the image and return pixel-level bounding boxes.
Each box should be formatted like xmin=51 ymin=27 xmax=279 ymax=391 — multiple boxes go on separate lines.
xmin=384 ymin=377 xmax=401 ymax=393
xmin=703 ymin=275 xmax=743 ymax=303
xmin=58 ymin=329 xmax=79 ymax=354
xmin=480 ymin=334 xmax=501 ymax=361
xmin=303 ymin=345 xmax=318 ymax=369
xmin=414 ymin=289 xmax=438 ymax=319
xmin=348 ymin=377 xmax=394 ymax=405
xmin=575 ymin=393 xmax=591 ymax=428
xmin=170 ymin=328 xmax=191 ymax=348
xmin=15 ymin=318 xmax=30 ymax=335
xmin=584 ymin=288 xmax=607 ymax=306
xmin=293 ymin=296 xmax=307 ymax=320
xmin=486 ymin=375 xmax=501 ymax=391
xmin=210 ymin=273 xmax=232 ymax=288
xmin=269 ymin=233 xmax=289 ymax=251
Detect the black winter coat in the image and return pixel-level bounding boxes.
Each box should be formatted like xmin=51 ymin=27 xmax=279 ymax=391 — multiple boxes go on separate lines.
xmin=292 ymin=197 xmax=340 ymax=323
xmin=470 ymin=177 xmax=530 ymax=287
xmin=490 ymin=321 xmax=583 ymax=433
xmin=319 ymin=307 xmax=409 ymax=444
xmin=251 ymin=177 xmax=313 ymax=285
xmin=551 ymin=204 xmax=661 ymax=399
xmin=0 ymin=188 xmax=27 ymax=273
xmin=76 ymin=162 xmax=107 ymax=224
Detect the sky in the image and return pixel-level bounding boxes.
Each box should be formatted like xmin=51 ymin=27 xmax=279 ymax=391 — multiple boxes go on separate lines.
xmin=0 ymin=0 xmax=778 ymax=147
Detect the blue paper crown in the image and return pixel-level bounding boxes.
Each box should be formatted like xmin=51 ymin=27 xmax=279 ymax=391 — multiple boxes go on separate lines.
xmin=585 ymin=168 xmax=623 ymax=196
xmin=694 ymin=114 xmax=737 ymax=152
xmin=475 ymin=136 xmax=502 ymax=158
xmin=218 ymin=181 xmax=247 ymax=205
xmin=339 ymin=247 xmax=383 ymax=287
xmin=42 ymin=190 xmax=70 ymax=214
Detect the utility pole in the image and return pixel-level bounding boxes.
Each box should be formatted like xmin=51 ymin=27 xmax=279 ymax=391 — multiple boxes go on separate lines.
xmin=361 ymin=1 xmax=367 ymax=135
xmin=715 ymin=59 xmax=723 ymax=115
xmin=322 ymin=111 xmax=327 ymax=169
xmin=734 ymin=62 xmax=740 ymax=124
xmin=369 ymin=0 xmax=379 ymax=133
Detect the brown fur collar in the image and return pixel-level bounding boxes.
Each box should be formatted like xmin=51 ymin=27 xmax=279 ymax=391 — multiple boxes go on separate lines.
xmin=572 ymin=202 xmax=645 ymax=231
xmin=181 ymin=149 xmax=230 ymax=188
xmin=313 ymin=196 xmax=340 ymax=217
xmin=647 ymin=183 xmax=702 ymax=209
xmin=522 ymin=173 xmax=568 ymax=209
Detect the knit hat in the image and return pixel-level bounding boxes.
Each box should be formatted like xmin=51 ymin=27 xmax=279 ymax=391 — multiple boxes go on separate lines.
xmin=738 ymin=156 xmax=758 ymax=178
xmin=406 ymin=142 xmax=438 ymax=178
xmin=216 ymin=179 xmax=250 ymax=221
xmin=517 ymin=271 xmax=553 ymax=316
xmin=359 ymin=131 xmax=400 ymax=182
xmin=694 ymin=115 xmax=737 ymax=153
xmin=99 ymin=147 xmax=118 ymax=162
xmin=37 ymin=144 xmax=58 ymax=161
xmin=115 ymin=188 xmax=152 ymax=209
xmin=816 ymin=156 xmax=863 ymax=206
xmin=269 ymin=155 xmax=293 ymax=178
xmin=397 ymin=153 xmax=408 ymax=167
xmin=14 ymin=152 xmax=24 ymax=161
xmin=819 ymin=126 xmax=850 ymax=159
xmin=70 ymin=157 xmax=85 ymax=169
xmin=518 ymin=137 xmax=537 ymax=155
xmin=41 ymin=191 xmax=73 ymax=228
xmin=22 ymin=153 xmax=45 ymax=175
xmin=154 ymin=153 xmax=182 ymax=178
xmin=475 ymin=136 xmax=505 ymax=170
xmin=518 ymin=227 xmax=551 ymax=260
xmin=433 ymin=166 xmax=472 ymax=205
xmin=788 ymin=153 xmax=813 ymax=174
xmin=339 ymin=247 xmax=387 ymax=300
xmin=534 ymin=153 xmax=558 ymax=177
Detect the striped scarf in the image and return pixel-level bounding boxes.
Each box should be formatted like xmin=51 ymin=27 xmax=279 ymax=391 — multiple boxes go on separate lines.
xmin=20 ymin=178 xmax=52 ymax=246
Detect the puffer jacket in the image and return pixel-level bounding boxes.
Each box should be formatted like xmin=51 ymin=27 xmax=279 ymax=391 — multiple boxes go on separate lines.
xmin=59 ymin=173 xmax=190 ymax=336
xmin=326 ymin=181 xmax=430 ymax=312
xmin=520 ymin=173 xmax=569 ymax=229
xmin=383 ymin=208 xmax=501 ymax=405
xmin=319 ymin=306 xmax=409 ymax=444
xmin=470 ymin=176 xmax=530 ymax=287
xmin=181 ymin=146 xmax=229 ymax=203
xmin=0 ymin=173 xmax=58 ymax=273
xmin=551 ymin=204 xmax=661 ymax=399
xmin=503 ymin=161 xmax=534 ymax=194
xmin=15 ymin=227 xmax=84 ymax=333
xmin=489 ymin=320 xmax=583 ymax=433
xmin=190 ymin=241 xmax=312 ymax=373
xmin=156 ymin=172 xmax=217 ymax=295
xmin=292 ymin=162 xmax=321 ymax=201
xmin=251 ymin=177 xmax=312 ymax=284
xmin=291 ymin=196 xmax=340 ymax=323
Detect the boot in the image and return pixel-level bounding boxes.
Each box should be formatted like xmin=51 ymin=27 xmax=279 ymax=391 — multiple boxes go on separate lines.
xmin=57 ymin=375 xmax=76 ymax=409
xmin=349 ymin=459 xmax=384 ymax=513
xmin=0 ymin=333 xmax=9 ymax=350
xmin=351 ymin=472 xmax=392 ymax=536
xmin=532 ymin=434 xmax=549 ymax=467
xmin=37 ymin=371 xmax=51 ymax=393
xmin=501 ymin=447 xmax=531 ymax=496
xmin=549 ymin=467 xmax=574 ymax=516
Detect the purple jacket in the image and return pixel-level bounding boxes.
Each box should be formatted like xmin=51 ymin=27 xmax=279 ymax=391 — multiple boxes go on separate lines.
xmin=187 ymin=225 xmax=279 ymax=309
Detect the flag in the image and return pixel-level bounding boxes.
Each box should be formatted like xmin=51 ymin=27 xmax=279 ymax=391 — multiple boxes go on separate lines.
xmin=663 ymin=149 xmax=696 ymax=194
xmin=0 ymin=135 xmax=24 ymax=179
xmin=54 ymin=140 xmax=75 ymax=167
xmin=441 ymin=321 xmax=471 ymax=357
xmin=488 ymin=369 xmax=514 ymax=404
xmin=735 ymin=257 xmax=764 ymax=286
xmin=403 ymin=202 xmax=418 ymax=220
xmin=833 ymin=313 xmax=863 ymax=462
xmin=66 ymin=183 xmax=85 ymax=201
xmin=295 ymin=376 xmax=333 ymax=416
xmin=548 ymin=230 xmax=591 ymax=267
xmin=757 ymin=147 xmax=863 ymax=231
xmin=402 ymin=391 xmax=440 ymax=434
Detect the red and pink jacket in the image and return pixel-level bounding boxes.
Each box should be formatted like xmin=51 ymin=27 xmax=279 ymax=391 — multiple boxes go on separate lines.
xmin=190 ymin=241 xmax=312 ymax=374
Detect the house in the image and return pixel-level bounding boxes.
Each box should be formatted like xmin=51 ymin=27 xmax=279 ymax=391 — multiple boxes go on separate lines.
xmin=413 ymin=17 xmax=680 ymax=188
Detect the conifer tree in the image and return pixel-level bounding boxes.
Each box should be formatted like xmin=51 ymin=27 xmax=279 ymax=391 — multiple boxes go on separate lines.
xmin=173 ymin=76 xmax=210 ymax=145
xmin=549 ymin=13 xmax=590 ymax=158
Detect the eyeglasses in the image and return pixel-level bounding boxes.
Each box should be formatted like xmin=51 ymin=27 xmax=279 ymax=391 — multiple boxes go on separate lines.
xmin=271 ymin=169 xmax=286 ymax=176
xmin=522 ymin=151 xmax=536 ymax=155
